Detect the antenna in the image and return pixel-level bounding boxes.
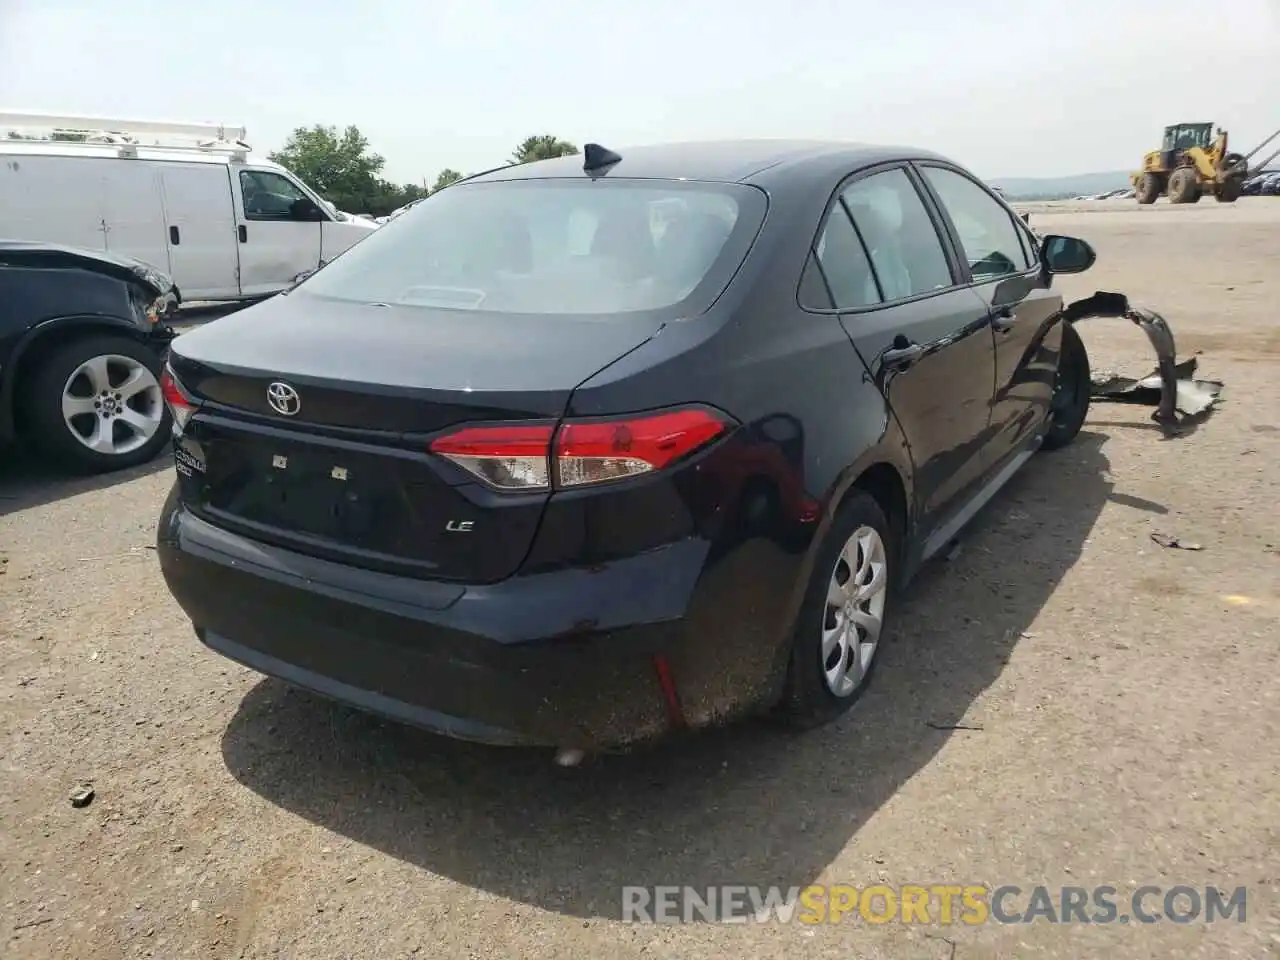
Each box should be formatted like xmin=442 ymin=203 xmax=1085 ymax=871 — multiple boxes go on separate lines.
xmin=583 ymin=143 xmax=622 ymax=174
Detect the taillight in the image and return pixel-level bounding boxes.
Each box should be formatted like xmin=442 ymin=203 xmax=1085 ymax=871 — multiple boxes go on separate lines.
xmin=160 ymin=364 xmax=199 ymax=433
xmin=556 ymin=409 xmax=728 ymax=487
xmin=428 ymin=407 xmax=732 ymax=492
xmin=428 ymin=424 xmax=556 ymax=491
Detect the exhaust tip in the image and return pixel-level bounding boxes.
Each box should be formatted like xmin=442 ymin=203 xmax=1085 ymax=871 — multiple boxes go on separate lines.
xmin=554 ymin=748 xmax=586 ymax=768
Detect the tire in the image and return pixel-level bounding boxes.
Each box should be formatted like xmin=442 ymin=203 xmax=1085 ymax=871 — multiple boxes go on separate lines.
xmin=1041 ymin=321 xmax=1091 ymax=451
xmin=1135 ymin=172 xmax=1162 ymax=204
xmin=1167 ymin=167 xmax=1200 ymax=204
xmin=779 ymin=491 xmax=897 ymax=729
xmin=23 ymin=333 xmax=172 ymax=474
xmin=1216 ymin=176 xmax=1243 ymax=203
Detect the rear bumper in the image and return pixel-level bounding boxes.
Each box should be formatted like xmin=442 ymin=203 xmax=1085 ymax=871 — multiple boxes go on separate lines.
xmin=157 ymin=493 xmax=715 ymax=749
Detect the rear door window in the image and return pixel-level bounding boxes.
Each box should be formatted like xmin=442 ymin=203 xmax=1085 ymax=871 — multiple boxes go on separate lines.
xmin=838 ymin=169 xmax=954 ymax=301
xmin=798 ymin=253 xmax=834 ymax=309
xmin=919 ymin=166 xmax=1032 ymax=281
xmin=809 ymin=204 xmax=880 ymax=309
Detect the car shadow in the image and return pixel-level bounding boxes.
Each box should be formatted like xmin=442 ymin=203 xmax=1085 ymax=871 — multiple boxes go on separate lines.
xmin=0 ymin=446 xmax=170 ymax=518
xmin=220 ymin=430 xmax=1117 ymax=921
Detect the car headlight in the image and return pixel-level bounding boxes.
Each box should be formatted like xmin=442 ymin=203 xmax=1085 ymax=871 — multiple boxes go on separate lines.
xmin=138 ymin=291 xmax=177 ymax=324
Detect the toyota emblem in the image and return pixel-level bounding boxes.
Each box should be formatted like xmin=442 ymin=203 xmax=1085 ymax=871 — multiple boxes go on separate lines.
xmin=266 ymin=381 xmax=301 ymax=416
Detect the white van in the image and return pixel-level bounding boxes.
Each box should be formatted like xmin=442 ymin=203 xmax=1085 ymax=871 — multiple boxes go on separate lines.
xmin=0 ymin=112 xmax=378 ymax=303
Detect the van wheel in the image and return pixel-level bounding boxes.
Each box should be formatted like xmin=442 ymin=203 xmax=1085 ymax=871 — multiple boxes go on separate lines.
xmin=779 ymin=491 xmax=897 ymax=729
xmin=24 ymin=334 xmax=172 ymax=474
xmin=1042 ymin=322 xmax=1091 ymax=451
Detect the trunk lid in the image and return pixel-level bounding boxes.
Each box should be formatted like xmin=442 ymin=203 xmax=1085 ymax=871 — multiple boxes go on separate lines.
xmin=169 ymin=291 xmax=662 ymax=583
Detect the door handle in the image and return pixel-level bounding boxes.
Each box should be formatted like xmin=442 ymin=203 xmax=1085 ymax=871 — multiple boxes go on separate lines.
xmin=882 ymin=337 xmax=926 ymax=370
xmin=169 ymin=225 xmax=180 ymax=245
xmin=238 ymin=224 xmax=248 ymax=243
xmin=990 ymin=306 xmax=1016 ymax=332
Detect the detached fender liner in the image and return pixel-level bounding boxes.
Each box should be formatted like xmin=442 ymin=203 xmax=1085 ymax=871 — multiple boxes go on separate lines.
xmin=1063 ymin=291 xmax=1222 ymax=429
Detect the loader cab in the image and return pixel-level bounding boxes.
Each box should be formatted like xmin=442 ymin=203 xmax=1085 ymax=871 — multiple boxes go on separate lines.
xmin=1161 ymin=122 xmax=1213 ymax=168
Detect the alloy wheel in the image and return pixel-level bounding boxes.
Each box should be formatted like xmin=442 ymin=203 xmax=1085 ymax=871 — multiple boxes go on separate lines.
xmin=61 ymin=354 xmax=164 ymax=457
xmin=821 ymin=525 xmax=888 ymax=697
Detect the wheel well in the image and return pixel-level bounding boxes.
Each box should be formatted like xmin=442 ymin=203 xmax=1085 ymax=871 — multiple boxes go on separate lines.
xmin=5 ymin=322 xmax=143 ymax=436
xmin=847 ymin=462 xmax=908 ymax=539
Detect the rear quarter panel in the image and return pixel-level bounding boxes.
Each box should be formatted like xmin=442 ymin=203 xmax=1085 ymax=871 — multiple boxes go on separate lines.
xmin=557 ymin=186 xmax=915 ymax=724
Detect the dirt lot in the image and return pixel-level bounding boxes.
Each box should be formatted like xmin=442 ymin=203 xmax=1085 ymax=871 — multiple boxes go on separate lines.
xmin=2 ymin=199 xmax=1278 ymax=960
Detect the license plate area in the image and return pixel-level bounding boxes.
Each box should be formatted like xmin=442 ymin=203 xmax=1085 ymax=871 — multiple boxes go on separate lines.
xmin=261 ymin=449 xmax=377 ymax=541
xmin=202 ymin=435 xmax=401 ymax=547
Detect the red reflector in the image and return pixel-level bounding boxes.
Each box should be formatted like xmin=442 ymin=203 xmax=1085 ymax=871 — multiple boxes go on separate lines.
xmin=555 ymin=409 xmax=728 ymax=487
xmin=160 ymin=365 xmax=198 ymax=431
xmin=652 ymin=654 xmax=686 ymax=729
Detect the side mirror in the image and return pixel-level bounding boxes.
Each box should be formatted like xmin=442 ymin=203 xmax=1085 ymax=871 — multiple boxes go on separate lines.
xmin=1041 ymin=234 xmax=1096 ymax=275
xmin=290 ymin=198 xmax=326 ymax=222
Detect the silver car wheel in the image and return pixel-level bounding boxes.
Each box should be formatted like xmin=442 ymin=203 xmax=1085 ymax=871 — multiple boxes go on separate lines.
xmin=821 ymin=524 xmax=888 ymax=698
xmin=61 ymin=354 xmax=164 ymax=457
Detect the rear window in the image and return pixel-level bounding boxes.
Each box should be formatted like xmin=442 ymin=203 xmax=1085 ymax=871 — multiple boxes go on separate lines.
xmin=298 ymin=178 xmax=765 ymax=317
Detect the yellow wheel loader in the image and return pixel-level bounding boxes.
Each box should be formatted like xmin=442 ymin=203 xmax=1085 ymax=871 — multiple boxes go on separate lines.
xmin=1132 ymin=122 xmax=1280 ymax=205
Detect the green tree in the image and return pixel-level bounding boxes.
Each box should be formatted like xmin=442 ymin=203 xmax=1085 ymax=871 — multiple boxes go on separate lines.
xmin=432 ymin=168 xmax=464 ymax=192
xmin=268 ymin=124 xmax=387 ymax=214
xmin=396 ymin=183 xmax=428 ymax=203
xmin=510 ymin=135 xmax=579 ymax=165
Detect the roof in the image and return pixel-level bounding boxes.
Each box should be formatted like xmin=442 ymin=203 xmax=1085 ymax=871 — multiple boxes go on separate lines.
xmin=467 ymin=139 xmax=953 ymax=186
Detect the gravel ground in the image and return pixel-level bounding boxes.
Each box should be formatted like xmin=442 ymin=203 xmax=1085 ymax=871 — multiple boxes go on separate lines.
xmin=2 ymin=200 xmax=1278 ymax=959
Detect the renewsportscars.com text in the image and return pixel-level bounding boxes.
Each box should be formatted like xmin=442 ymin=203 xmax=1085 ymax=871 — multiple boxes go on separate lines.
xmin=621 ymin=884 xmax=1248 ymax=925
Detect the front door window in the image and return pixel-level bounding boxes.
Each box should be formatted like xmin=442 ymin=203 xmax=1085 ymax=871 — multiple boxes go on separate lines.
xmin=239 ymin=170 xmax=317 ymax=222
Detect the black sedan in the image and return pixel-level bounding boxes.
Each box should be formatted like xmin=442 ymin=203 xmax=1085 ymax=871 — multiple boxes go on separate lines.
xmin=0 ymin=241 xmax=177 ymax=473
xmin=156 ymin=140 xmax=1095 ymax=756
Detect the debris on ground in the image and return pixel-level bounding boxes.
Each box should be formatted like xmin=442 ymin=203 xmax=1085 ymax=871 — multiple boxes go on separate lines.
xmin=13 ymin=917 xmax=55 ymax=932
xmin=68 ymin=785 xmax=95 ymax=808
xmin=1092 ymin=356 xmax=1223 ymax=418
xmin=1065 ymin=291 xmax=1223 ymax=430
xmin=1150 ymin=533 xmax=1204 ymax=551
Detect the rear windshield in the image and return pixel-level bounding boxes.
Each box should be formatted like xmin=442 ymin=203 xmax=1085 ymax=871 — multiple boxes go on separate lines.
xmin=298 ymin=178 xmax=766 ymax=317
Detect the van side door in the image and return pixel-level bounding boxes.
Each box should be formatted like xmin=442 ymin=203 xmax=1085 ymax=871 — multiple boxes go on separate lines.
xmin=101 ymin=159 xmax=171 ymax=277
xmin=0 ymin=155 xmax=107 ymax=251
xmin=159 ymin=163 xmax=241 ymax=301
xmin=232 ymin=168 xmax=323 ymax=296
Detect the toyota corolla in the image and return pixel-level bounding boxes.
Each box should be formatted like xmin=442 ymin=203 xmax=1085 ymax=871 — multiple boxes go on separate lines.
xmin=156 ymin=140 xmax=1096 ymax=756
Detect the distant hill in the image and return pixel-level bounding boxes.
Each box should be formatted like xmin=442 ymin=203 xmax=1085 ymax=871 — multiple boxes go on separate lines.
xmin=988 ymin=171 xmax=1131 ymax=201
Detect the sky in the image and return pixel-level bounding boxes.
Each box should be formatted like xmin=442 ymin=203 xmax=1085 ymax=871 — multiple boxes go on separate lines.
xmin=2 ymin=0 xmax=1279 ymax=184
